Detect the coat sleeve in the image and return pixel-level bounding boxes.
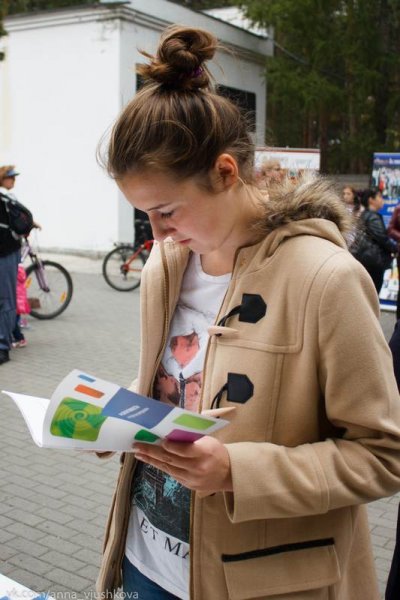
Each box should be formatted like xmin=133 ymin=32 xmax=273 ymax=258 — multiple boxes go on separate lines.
xmin=366 ymin=212 xmax=396 ymax=252
xmin=388 ymin=207 xmax=400 ymax=244
xmin=224 ymin=254 xmax=400 ymax=522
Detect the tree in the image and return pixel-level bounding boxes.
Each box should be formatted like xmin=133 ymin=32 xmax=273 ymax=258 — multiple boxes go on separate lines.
xmin=170 ymin=0 xmax=232 ymax=9
xmin=237 ymin=0 xmax=400 ymax=173
xmin=7 ymin=0 xmax=99 ymax=12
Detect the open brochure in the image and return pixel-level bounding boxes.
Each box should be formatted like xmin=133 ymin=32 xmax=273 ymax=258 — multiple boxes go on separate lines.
xmin=2 ymin=369 xmax=229 ymax=451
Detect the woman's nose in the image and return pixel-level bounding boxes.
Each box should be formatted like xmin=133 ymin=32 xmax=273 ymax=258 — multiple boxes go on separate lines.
xmin=149 ymin=217 xmax=176 ymax=242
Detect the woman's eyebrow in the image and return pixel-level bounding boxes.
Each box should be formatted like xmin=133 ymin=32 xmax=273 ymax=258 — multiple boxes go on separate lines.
xmin=148 ymin=203 xmax=171 ymax=211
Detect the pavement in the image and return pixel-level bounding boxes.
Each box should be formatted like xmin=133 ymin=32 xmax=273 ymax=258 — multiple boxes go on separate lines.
xmin=0 ymin=251 xmax=399 ymax=599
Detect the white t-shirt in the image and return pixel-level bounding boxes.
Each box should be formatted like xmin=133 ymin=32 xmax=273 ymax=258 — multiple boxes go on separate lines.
xmin=125 ymin=252 xmax=231 ymax=598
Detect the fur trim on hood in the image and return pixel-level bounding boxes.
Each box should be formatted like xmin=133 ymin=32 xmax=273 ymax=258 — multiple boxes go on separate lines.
xmin=253 ymin=173 xmax=352 ymax=238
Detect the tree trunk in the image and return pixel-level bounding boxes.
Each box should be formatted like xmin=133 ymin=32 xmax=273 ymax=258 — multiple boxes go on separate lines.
xmin=319 ymin=107 xmax=328 ymax=173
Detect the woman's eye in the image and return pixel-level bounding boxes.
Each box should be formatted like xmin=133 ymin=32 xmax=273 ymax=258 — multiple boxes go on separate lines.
xmin=160 ymin=211 xmax=174 ymax=219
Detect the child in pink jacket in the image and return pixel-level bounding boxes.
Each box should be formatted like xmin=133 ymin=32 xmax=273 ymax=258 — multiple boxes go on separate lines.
xmin=12 ymin=264 xmax=30 ymax=348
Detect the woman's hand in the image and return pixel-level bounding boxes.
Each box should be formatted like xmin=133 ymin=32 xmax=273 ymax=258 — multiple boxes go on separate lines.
xmin=132 ymin=436 xmax=233 ymax=494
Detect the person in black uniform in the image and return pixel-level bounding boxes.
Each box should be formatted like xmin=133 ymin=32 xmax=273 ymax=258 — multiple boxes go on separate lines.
xmin=386 ymin=322 xmax=400 ymax=600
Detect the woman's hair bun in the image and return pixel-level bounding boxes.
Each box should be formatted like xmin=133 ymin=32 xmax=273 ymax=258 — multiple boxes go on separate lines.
xmin=137 ymin=25 xmax=217 ymax=91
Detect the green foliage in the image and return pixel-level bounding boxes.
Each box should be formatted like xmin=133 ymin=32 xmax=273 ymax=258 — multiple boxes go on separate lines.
xmin=236 ymin=0 xmax=400 ymax=173
xmin=169 ymin=0 xmax=232 ymax=9
xmin=7 ymin=0 xmax=98 ymax=12
xmin=0 ymin=0 xmax=99 ymax=46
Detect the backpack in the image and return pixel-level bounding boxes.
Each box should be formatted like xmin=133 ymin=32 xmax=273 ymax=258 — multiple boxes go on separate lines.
xmin=0 ymin=192 xmax=34 ymax=237
xmin=350 ymin=212 xmax=393 ymax=271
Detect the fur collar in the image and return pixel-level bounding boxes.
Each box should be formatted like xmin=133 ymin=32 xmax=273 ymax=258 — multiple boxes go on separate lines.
xmin=253 ymin=173 xmax=352 ymax=238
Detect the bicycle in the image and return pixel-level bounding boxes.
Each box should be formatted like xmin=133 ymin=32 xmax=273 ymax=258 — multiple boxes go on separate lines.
xmin=21 ymin=236 xmax=73 ymax=319
xmin=102 ymin=237 xmax=154 ymax=292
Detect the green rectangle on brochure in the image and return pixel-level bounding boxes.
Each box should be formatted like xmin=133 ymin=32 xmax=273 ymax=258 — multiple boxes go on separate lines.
xmin=173 ymin=414 xmax=214 ymax=430
xmin=134 ymin=429 xmax=160 ymax=443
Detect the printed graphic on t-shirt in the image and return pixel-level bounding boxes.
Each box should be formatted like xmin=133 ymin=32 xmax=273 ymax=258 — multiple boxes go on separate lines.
xmin=133 ymin=305 xmax=210 ymax=542
xmin=154 ymin=340 xmax=202 ymax=411
xmin=133 ymin=464 xmax=191 ymax=542
xmin=126 ymin=253 xmax=231 ymax=598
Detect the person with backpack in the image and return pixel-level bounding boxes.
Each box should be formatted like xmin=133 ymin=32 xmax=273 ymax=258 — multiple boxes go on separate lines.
xmin=0 ymin=165 xmax=34 ymax=364
xmin=350 ymin=188 xmax=396 ymax=293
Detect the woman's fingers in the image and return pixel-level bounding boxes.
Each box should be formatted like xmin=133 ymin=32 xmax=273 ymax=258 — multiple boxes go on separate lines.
xmin=132 ymin=436 xmax=232 ymax=492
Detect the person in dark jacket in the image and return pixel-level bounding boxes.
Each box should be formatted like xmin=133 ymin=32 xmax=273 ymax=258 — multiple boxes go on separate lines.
xmin=388 ymin=205 xmax=400 ymax=319
xmin=352 ymin=188 xmax=396 ymax=293
xmin=386 ymin=322 xmax=400 ymax=600
xmin=0 ymin=165 xmax=23 ymax=364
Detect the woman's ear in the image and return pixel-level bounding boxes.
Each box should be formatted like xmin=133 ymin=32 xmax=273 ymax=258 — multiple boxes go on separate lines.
xmin=212 ymin=153 xmax=239 ymax=191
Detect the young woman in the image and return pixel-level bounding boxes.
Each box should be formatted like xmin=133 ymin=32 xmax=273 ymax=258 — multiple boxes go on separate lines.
xmin=342 ymin=185 xmax=361 ymax=216
xmin=97 ymin=26 xmax=400 ymax=600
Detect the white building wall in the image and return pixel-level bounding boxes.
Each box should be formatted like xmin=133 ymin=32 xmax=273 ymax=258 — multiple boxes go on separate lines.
xmin=122 ymin=0 xmax=269 ymax=145
xmin=0 ymin=2 xmax=270 ymax=252
xmin=0 ymin=10 xmax=121 ymax=251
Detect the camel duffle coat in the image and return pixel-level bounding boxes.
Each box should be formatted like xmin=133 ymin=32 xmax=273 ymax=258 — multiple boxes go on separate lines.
xmin=97 ymin=177 xmax=400 ymax=600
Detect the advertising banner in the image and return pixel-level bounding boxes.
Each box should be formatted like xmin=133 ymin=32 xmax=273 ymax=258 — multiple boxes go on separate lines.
xmin=372 ymin=152 xmax=400 ymax=226
xmin=372 ymin=153 xmax=400 ymax=311
xmin=255 ymin=147 xmax=320 ymax=182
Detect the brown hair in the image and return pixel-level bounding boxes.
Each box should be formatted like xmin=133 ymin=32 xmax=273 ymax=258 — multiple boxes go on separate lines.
xmin=0 ymin=165 xmax=15 ymax=185
xmin=104 ymin=25 xmax=255 ymax=185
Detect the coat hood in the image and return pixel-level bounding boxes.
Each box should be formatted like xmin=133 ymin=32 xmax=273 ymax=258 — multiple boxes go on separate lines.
xmin=254 ymin=173 xmax=351 ymax=239
xmin=237 ymin=173 xmax=351 ymax=259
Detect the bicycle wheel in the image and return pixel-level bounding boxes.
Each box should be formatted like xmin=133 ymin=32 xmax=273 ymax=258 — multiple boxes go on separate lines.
xmin=26 ymin=260 xmax=73 ymax=319
xmin=102 ymin=245 xmax=145 ymax=291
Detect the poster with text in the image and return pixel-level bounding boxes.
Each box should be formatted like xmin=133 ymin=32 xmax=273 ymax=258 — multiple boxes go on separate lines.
xmin=371 ymin=153 xmax=400 ymax=311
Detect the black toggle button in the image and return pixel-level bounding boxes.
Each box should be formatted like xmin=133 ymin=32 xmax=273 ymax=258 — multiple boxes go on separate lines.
xmin=226 ymin=372 xmax=254 ymax=404
xmin=217 ymin=294 xmax=266 ymax=328
xmin=238 ymin=294 xmax=267 ymax=324
xmin=211 ymin=373 xmax=254 ymax=409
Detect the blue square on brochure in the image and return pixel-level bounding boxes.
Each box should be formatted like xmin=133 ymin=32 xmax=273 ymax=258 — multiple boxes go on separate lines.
xmin=102 ymin=387 xmax=172 ymax=428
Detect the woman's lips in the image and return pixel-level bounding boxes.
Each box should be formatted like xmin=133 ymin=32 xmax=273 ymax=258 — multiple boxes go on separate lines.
xmin=177 ymin=239 xmax=191 ymax=245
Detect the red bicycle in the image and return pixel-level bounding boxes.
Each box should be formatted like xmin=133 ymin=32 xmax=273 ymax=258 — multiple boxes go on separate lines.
xmin=102 ymin=237 xmax=154 ymax=291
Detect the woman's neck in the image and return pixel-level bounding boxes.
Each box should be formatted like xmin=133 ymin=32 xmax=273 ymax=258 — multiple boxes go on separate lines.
xmin=200 ymin=249 xmax=236 ymax=276
xmin=200 ymin=188 xmax=265 ymax=276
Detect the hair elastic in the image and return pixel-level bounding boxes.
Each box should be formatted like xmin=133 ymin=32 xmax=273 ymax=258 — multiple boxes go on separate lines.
xmin=191 ymin=66 xmax=203 ymax=78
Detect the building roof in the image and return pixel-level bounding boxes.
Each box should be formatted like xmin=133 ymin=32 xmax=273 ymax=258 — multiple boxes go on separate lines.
xmin=203 ymin=6 xmax=269 ymax=39
xmin=4 ymin=0 xmax=273 ymax=63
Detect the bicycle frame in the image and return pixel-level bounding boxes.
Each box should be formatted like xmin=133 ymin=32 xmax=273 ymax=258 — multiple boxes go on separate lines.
xmin=21 ymin=237 xmax=50 ymax=292
xmin=122 ymin=239 xmax=154 ymax=271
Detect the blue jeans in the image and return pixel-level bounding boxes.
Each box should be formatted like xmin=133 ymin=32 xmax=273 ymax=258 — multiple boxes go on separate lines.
xmin=122 ymin=556 xmax=181 ymax=600
xmin=13 ymin=314 xmax=25 ymax=342
xmin=0 ymin=249 xmax=19 ymax=351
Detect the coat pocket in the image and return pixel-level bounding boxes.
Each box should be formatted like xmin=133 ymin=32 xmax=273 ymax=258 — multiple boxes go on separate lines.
xmin=222 ymin=538 xmax=340 ymax=600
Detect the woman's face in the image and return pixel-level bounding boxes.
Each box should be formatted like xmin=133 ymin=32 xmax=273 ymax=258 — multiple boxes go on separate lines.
xmin=118 ymin=169 xmax=246 ymax=256
xmin=1 ymin=176 xmax=15 ymax=190
xmin=342 ymin=187 xmax=354 ymax=205
xmin=260 ymin=162 xmax=282 ymax=186
xmin=370 ymin=192 xmax=384 ymax=212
